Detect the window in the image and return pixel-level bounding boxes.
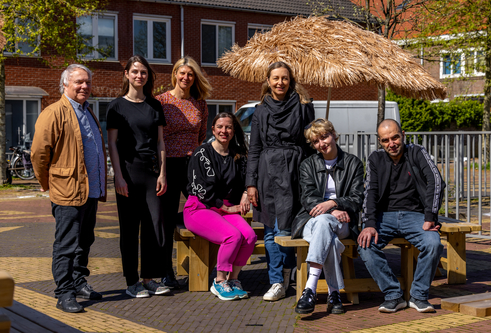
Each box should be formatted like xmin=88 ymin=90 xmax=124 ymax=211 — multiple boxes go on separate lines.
xmin=88 ymin=98 xmax=114 ymax=145
xmin=248 ymin=24 xmax=272 ymax=39
xmin=5 ymin=99 xmax=40 ymax=150
xmin=441 ymin=54 xmax=461 ymax=77
xmin=133 ymin=15 xmax=171 ymax=63
xmin=5 ymin=19 xmax=39 ymax=55
xmin=201 ymin=20 xmax=235 ymax=65
xmin=206 ymin=101 xmax=236 ymax=140
xmin=440 ymin=50 xmax=484 ymax=78
xmin=78 ymin=13 xmax=117 ymax=59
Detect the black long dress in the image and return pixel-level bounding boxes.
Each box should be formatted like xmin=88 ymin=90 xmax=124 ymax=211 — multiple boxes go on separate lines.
xmin=246 ymin=92 xmax=315 ymax=230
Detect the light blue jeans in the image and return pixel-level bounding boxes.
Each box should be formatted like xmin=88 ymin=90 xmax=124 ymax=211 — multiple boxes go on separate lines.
xmin=358 ymin=211 xmax=443 ymax=301
xmin=302 ymin=214 xmax=350 ymax=291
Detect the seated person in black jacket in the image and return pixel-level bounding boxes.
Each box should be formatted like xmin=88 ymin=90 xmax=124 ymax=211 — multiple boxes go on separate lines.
xmin=292 ymin=119 xmax=364 ymax=315
xmin=358 ymin=119 xmax=444 ymax=314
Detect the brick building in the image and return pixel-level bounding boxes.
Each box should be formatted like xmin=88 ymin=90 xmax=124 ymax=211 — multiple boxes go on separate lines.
xmin=4 ymin=0 xmax=376 ymax=147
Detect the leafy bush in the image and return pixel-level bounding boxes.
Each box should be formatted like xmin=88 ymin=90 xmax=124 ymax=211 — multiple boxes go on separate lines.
xmin=386 ymin=91 xmax=483 ymax=132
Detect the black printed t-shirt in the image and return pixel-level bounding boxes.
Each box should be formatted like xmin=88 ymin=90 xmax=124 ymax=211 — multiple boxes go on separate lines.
xmin=106 ymin=97 xmax=166 ymax=162
xmin=386 ymin=155 xmax=424 ymax=213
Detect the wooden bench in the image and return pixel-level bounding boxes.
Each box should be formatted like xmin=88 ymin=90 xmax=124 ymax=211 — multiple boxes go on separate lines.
xmin=0 ymin=270 xmax=15 ymax=333
xmin=275 ymin=236 xmax=414 ymax=303
xmin=438 ymin=217 xmax=481 ymax=284
xmin=175 ymin=213 xmax=265 ymax=292
xmin=275 ymin=218 xmax=481 ymax=302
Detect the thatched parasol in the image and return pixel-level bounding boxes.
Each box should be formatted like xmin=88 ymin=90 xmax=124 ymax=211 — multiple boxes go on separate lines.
xmin=218 ymin=16 xmax=446 ymax=116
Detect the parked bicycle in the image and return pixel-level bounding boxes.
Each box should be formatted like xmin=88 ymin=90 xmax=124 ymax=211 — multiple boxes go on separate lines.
xmin=6 ymin=139 xmax=35 ymax=184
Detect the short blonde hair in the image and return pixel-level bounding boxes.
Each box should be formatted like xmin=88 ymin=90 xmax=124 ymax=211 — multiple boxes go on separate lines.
xmin=172 ymin=56 xmax=212 ymax=100
xmin=304 ymin=118 xmax=338 ymax=147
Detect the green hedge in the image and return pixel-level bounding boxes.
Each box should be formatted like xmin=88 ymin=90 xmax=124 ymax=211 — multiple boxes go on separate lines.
xmin=386 ymin=91 xmax=483 ymax=132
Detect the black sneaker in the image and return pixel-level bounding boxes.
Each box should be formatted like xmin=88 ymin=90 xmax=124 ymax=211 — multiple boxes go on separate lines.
xmin=409 ymin=296 xmax=435 ymax=313
xmin=327 ymin=291 xmax=344 ymax=314
xmin=378 ymin=297 xmax=407 ymax=313
xmin=161 ymin=272 xmax=180 ymax=289
xmin=295 ymin=288 xmax=316 ymax=314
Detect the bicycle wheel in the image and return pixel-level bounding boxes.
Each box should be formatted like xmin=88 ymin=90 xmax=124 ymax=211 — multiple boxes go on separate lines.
xmin=12 ymin=158 xmax=35 ymax=180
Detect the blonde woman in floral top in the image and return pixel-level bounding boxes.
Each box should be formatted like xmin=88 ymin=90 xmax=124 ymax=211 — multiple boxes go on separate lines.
xmin=156 ymin=56 xmax=212 ymax=288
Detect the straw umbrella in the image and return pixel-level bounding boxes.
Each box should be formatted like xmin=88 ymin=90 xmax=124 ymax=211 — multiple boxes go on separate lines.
xmin=217 ymin=16 xmax=447 ymax=119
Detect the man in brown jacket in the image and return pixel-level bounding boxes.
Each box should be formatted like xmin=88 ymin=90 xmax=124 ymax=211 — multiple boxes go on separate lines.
xmin=31 ymin=64 xmax=107 ymax=313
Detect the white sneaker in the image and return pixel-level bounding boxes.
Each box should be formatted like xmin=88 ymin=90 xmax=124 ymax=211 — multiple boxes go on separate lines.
xmin=263 ymin=283 xmax=286 ymax=301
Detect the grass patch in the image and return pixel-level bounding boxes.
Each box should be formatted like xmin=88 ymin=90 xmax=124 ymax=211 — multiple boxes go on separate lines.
xmin=0 ymin=184 xmax=34 ymax=190
xmin=467 ymin=162 xmax=491 ymax=170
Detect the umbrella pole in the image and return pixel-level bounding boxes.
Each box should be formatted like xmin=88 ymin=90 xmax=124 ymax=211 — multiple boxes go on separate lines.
xmin=325 ymin=87 xmax=332 ymax=120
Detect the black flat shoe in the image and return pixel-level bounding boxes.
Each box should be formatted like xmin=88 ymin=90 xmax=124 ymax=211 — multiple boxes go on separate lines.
xmin=76 ymin=284 xmax=102 ymax=300
xmin=327 ymin=291 xmax=344 ymax=314
xmin=295 ymin=288 xmax=316 ymax=314
xmin=161 ymin=273 xmax=180 ymax=289
xmin=56 ymin=298 xmax=83 ymax=313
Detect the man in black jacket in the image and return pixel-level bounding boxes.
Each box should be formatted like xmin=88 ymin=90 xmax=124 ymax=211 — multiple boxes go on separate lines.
xmin=358 ymin=119 xmax=444 ymax=314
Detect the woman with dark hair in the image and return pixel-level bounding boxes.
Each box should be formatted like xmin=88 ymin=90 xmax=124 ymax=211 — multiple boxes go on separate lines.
xmin=246 ymin=61 xmax=315 ymax=301
xmin=183 ymin=112 xmax=256 ymax=301
xmin=106 ymin=55 xmax=169 ymax=298
xmin=155 ymin=56 xmax=212 ymax=288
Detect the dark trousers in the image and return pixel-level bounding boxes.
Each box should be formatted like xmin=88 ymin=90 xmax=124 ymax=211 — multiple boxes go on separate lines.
xmin=52 ymin=198 xmax=98 ymax=300
xmin=117 ymin=160 xmax=165 ymax=286
xmin=160 ymin=157 xmax=189 ymax=274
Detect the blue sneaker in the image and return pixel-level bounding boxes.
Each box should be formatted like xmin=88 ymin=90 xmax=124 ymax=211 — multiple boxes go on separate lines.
xmin=210 ymin=279 xmax=239 ymax=301
xmin=229 ymin=279 xmax=249 ymax=299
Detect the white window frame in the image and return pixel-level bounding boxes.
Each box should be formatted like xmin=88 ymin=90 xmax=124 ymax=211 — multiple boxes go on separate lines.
xmin=207 ymin=100 xmax=236 ymax=111
xmin=4 ymin=19 xmax=40 ymax=57
xmin=201 ymin=19 xmax=235 ymax=66
xmin=440 ymin=49 xmax=485 ymax=79
xmin=247 ymin=24 xmax=273 ymax=39
xmin=87 ymin=97 xmax=114 ymax=120
xmin=440 ymin=51 xmax=463 ymax=78
xmin=77 ymin=12 xmax=118 ymax=60
xmin=88 ymin=97 xmax=115 ymax=147
xmin=133 ymin=14 xmax=172 ymax=64
xmin=5 ymin=98 xmax=41 ymax=146
xmin=468 ymin=49 xmax=485 ymax=76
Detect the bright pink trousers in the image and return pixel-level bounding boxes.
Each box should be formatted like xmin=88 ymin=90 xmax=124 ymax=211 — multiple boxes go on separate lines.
xmin=183 ymin=195 xmax=257 ymax=272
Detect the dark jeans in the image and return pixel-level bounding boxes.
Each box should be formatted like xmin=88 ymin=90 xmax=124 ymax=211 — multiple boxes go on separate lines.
xmin=358 ymin=211 xmax=443 ymax=300
xmin=52 ymin=198 xmax=98 ymax=300
xmin=160 ymin=157 xmax=189 ymax=275
xmin=117 ymin=160 xmax=166 ymax=286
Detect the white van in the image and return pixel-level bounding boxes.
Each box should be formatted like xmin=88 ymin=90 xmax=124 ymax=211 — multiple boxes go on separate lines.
xmin=235 ymin=100 xmax=400 ymax=155
xmin=235 ymin=100 xmax=400 ymax=135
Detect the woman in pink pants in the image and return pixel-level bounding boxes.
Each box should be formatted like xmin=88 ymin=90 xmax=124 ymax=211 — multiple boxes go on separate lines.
xmin=184 ymin=112 xmax=256 ymax=301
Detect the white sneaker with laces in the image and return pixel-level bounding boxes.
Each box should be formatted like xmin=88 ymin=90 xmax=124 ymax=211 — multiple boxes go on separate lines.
xmin=263 ymin=283 xmax=286 ymax=301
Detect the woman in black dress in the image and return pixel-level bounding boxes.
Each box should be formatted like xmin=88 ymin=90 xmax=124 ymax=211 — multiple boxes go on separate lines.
xmin=246 ymin=61 xmax=315 ymax=301
xmin=107 ymin=55 xmax=169 ymax=298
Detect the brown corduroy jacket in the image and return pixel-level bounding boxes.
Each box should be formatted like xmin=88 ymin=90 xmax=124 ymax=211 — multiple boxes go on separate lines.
xmin=31 ymin=95 xmax=107 ymax=206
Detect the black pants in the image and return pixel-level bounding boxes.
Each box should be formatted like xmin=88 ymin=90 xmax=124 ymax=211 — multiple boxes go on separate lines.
xmin=160 ymin=157 xmax=189 ymax=274
xmin=117 ymin=160 xmax=166 ymax=286
xmin=52 ymin=198 xmax=98 ymax=300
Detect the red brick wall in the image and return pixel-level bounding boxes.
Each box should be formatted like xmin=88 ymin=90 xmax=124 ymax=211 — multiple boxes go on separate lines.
xmin=5 ymin=0 xmax=377 ymax=111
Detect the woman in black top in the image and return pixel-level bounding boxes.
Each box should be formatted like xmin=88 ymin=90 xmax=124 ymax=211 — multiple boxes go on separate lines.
xmin=107 ymin=55 xmax=169 ymax=298
xmin=183 ymin=112 xmax=256 ymax=301
xmin=246 ymin=61 xmax=315 ymax=301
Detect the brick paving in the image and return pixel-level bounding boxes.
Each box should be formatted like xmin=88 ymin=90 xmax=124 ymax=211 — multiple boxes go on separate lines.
xmin=1 ymin=190 xmax=491 ymax=332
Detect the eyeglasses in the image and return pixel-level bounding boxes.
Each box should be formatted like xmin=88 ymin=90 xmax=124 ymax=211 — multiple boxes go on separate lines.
xmin=304 ymin=119 xmax=326 ymax=130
